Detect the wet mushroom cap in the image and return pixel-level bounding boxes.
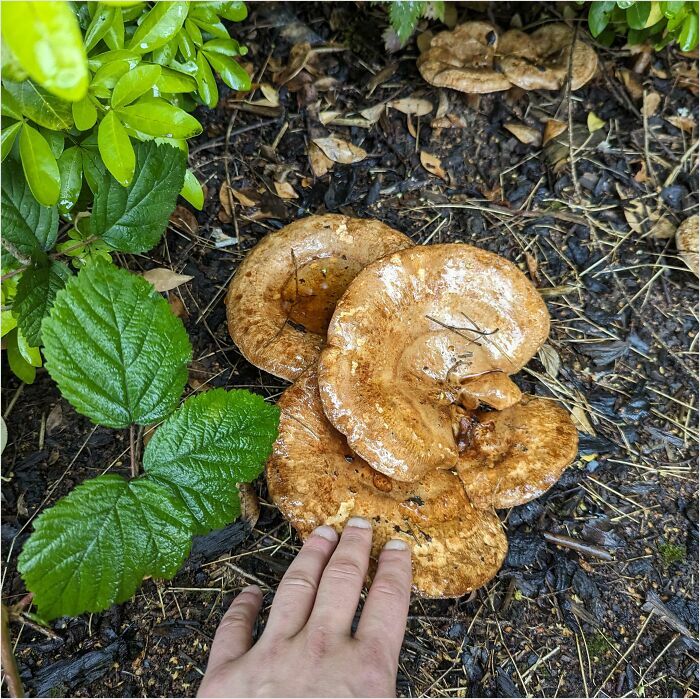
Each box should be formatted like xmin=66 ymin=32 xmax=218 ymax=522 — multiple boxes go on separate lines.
xmin=266 ymin=372 xmax=508 ymax=598
xmin=498 ymin=24 xmax=598 ymax=91
xmin=225 ymin=214 xmax=412 ymax=381
xmin=318 ymin=244 xmax=550 ymax=482
xmin=417 ymin=21 xmax=512 ymax=93
xmin=456 ymin=396 xmax=579 ymax=510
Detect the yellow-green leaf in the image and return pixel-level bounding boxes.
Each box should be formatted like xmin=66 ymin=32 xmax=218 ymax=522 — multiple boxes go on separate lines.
xmin=6 ymin=329 xmax=36 ymax=384
xmin=587 ymin=111 xmax=605 ymax=132
xmin=1 ymin=1 xmax=88 ymax=101
xmin=111 ymin=63 xmax=161 ymax=108
xmin=117 ymin=97 xmax=202 ymax=138
xmin=72 ymin=96 xmax=97 ymax=131
xmin=180 ymin=168 xmax=204 ymax=210
xmin=128 ymin=1 xmax=189 ymax=53
xmin=1 ymin=121 xmax=23 ymax=161
xmin=98 ymin=110 xmax=135 ymax=186
xmin=19 ymin=123 xmax=61 ymax=206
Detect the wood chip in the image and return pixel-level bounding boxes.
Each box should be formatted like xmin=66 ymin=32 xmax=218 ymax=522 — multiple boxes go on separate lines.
xmin=504 ymin=122 xmax=541 ymax=146
xmin=311 ymin=135 xmax=367 ymax=164
xmin=142 ymin=268 xmax=193 ymax=293
xmin=420 ymin=151 xmax=447 ymax=180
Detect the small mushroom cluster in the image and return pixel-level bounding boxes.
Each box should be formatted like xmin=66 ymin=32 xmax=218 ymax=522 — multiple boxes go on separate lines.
xmin=418 ymin=21 xmax=598 ymax=93
xmin=227 ymin=215 xmax=579 ymax=597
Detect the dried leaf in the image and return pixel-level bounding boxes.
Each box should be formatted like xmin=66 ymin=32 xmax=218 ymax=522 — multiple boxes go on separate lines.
xmin=420 ymin=151 xmax=447 ymax=181
xmin=359 ymin=103 xmax=386 ymax=123
xmin=311 ymin=135 xmax=367 ymax=164
xmin=274 ymin=181 xmax=298 ymax=199
xmin=538 ymin=344 xmax=561 ymax=379
xmin=308 ymin=141 xmax=334 ymax=177
xmin=617 ymin=68 xmax=643 ymax=101
xmin=633 ymin=161 xmax=648 ymax=183
xmin=367 ymin=63 xmax=397 ymax=96
xmin=221 ymin=183 xmax=259 ymax=209
xmin=542 ymin=119 xmax=567 ymax=146
xmin=525 ymin=252 xmax=539 ymax=283
xmin=642 ymin=91 xmax=661 ymax=118
xmin=676 ymin=215 xmax=699 ymax=276
xmin=571 ymin=404 xmax=596 ymax=436
xmin=666 ymin=115 xmax=696 ymax=133
xmin=648 ymin=216 xmax=676 ymax=240
xmin=142 ymin=268 xmax=193 ymax=293
xmin=388 ymin=97 xmax=433 ymax=117
xmin=170 ymin=205 xmax=199 ymax=235
xmin=238 ymin=482 xmax=260 ymax=529
xmin=319 ymin=110 xmax=342 ymax=125
xmin=615 ymin=183 xmax=647 ymax=234
xmin=46 ymin=403 xmax=64 ymax=435
xmin=259 ymin=83 xmax=280 ymax=106
xmin=504 ymin=122 xmax=541 ymax=146
xmin=168 ymin=295 xmax=189 ymax=320
xmin=587 ymin=112 xmax=605 ymax=132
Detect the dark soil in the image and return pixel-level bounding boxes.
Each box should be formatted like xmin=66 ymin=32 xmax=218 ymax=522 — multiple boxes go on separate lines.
xmin=2 ymin=3 xmax=698 ymax=697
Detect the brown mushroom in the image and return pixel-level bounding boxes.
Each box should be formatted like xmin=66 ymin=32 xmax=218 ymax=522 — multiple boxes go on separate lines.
xmin=267 ymin=371 xmax=508 ymax=598
xmin=226 ymin=214 xmax=412 ymax=381
xmin=455 ymin=396 xmax=579 ymax=510
xmin=498 ymin=24 xmax=597 ymax=91
xmin=417 ymin=21 xmax=512 ymax=93
xmin=318 ymin=244 xmax=549 ymax=482
xmin=676 ymin=214 xmax=699 ymax=276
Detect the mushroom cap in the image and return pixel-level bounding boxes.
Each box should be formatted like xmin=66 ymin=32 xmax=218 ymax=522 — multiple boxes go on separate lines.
xmin=457 ymin=370 xmax=523 ymax=411
xmin=676 ymin=215 xmax=699 ymax=276
xmin=318 ymin=244 xmax=550 ymax=482
xmin=226 ymin=215 xmax=412 ymax=381
xmin=499 ymin=24 xmax=598 ymax=91
xmin=267 ymin=372 xmax=508 ymax=598
xmin=456 ymin=396 xmax=579 ymax=509
xmin=417 ymin=21 xmax=512 ymax=93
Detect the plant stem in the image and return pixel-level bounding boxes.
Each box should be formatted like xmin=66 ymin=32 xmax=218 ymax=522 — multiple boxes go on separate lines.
xmin=1 ymin=604 xmax=25 ymax=698
xmin=129 ymin=424 xmax=138 ymax=478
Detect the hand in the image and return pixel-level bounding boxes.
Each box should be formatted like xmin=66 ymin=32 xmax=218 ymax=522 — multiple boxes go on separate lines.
xmin=198 ymin=518 xmax=412 ymax=698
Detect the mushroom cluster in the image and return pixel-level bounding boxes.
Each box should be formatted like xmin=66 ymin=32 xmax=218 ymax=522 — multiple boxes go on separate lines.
xmin=418 ymin=21 xmax=597 ymax=93
xmin=227 ymin=217 xmax=579 ymax=597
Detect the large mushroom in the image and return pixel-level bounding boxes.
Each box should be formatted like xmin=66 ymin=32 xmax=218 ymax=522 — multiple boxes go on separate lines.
xmin=454 ymin=396 xmax=579 ymax=509
xmin=417 ymin=21 xmax=512 ymax=93
xmin=318 ymin=244 xmax=550 ymax=482
xmin=226 ymin=215 xmax=412 ymax=381
xmin=267 ymin=372 xmax=508 ymax=598
xmin=498 ymin=24 xmax=598 ymax=91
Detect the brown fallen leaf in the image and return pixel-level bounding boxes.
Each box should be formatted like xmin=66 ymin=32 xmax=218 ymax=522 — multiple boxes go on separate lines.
xmin=431 ymin=114 xmax=466 ymax=129
xmin=170 ymin=205 xmax=199 ymax=235
xmin=319 ymin=110 xmax=342 ymax=125
xmin=259 ymin=83 xmax=280 ymax=106
xmin=238 ymin=482 xmax=261 ymax=529
xmin=312 ymin=135 xmax=367 ymax=164
xmin=542 ymin=119 xmax=567 ymax=146
xmin=633 ymin=161 xmax=648 ymax=183
xmin=504 ymin=122 xmax=541 ymax=146
xmin=221 ymin=182 xmax=259 ymax=211
xmin=366 ymin=63 xmax=397 ymax=96
xmin=525 ymin=252 xmax=540 ymax=283
xmin=388 ymin=97 xmax=433 ymax=117
xmin=46 ymin=402 xmax=64 ymax=435
xmin=274 ymin=181 xmax=298 ymax=199
xmin=420 ymin=151 xmax=447 ymax=180
xmin=571 ymin=403 xmax=596 ymax=436
xmin=642 ymin=90 xmax=661 ymax=117
xmin=359 ymin=103 xmax=387 ymax=123
xmin=168 ymin=295 xmax=189 ymax=319
xmin=617 ymin=68 xmax=643 ymax=101
xmin=538 ymin=344 xmax=561 ymax=379
xmin=142 ymin=268 xmax=193 ymax=293
xmin=648 ymin=215 xmax=676 ymax=240
xmin=308 ymin=141 xmax=334 ymax=177
xmin=407 ymin=114 xmax=417 ymax=138
xmin=666 ymin=114 xmax=696 ymax=133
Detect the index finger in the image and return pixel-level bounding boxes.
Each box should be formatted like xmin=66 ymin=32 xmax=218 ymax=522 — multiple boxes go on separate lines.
xmin=355 ymin=539 xmax=412 ymax=659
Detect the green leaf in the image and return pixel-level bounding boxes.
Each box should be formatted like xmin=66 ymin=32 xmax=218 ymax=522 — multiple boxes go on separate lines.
xmin=627 ymin=2 xmax=652 ymax=29
xmin=156 ymin=67 xmax=197 ymax=93
xmin=178 ymin=26 xmax=197 ymax=60
xmin=88 ymin=48 xmax=141 ymax=71
xmin=88 ymin=141 xmax=187 ymax=252
xmin=151 ymin=36 xmax=178 ymax=65
xmin=1 ymin=121 xmax=22 ymax=162
xmin=84 ymin=3 xmax=116 ymax=51
xmin=388 ymin=0 xmax=426 ymax=44
xmin=196 ymin=50 xmax=218 ymax=107
xmin=18 ymin=474 xmax=194 ymax=620
xmin=3 ymin=80 xmax=73 ymax=130
xmin=79 ymin=140 xmax=107 ymax=194
xmin=129 ymin=1 xmax=189 ymax=53
xmin=1 ymin=159 xmax=58 ymax=261
xmin=19 ymin=124 xmax=61 ymax=207
xmin=616 ymin=0 xmax=635 ymax=8
xmin=1 ymin=1 xmax=88 ymax=101
xmin=98 ymin=110 xmax=135 ymax=186
xmin=180 ymin=168 xmax=204 ymax=210
xmin=588 ymin=0 xmax=616 ymax=36
xmin=679 ymin=11 xmax=699 ymax=49
xmin=201 ymin=38 xmax=243 ymax=57
xmin=202 ymin=50 xmax=251 ymax=91
xmin=71 ymin=96 xmax=97 ymax=131
xmin=16 ymin=328 xmax=42 ymax=367
xmin=42 ymin=260 xmax=191 ymax=428
xmin=103 ymin=5 xmax=125 ymax=50
xmin=1 ymin=86 xmax=22 ymax=120
xmin=144 ymin=389 xmax=280 ymax=533
xmin=189 ymin=17 xmax=229 ymax=39
xmin=57 ymin=146 xmax=84 ymax=214
xmin=91 ymin=59 xmax=131 ymax=90
xmin=662 ymin=0 xmax=686 ymax=17
xmin=111 ymin=63 xmax=162 ymax=107
xmin=217 ymin=1 xmax=248 ymax=22
xmin=6 ymin=329 xmax=36 ymax=384
xmin=13 ymin=261 xmax=71 ymax=346
xmin=39 ymin=127 xmax=65 ymax=159
xmin=667 ymin=6 xmax=689 ymax=30
xmin=117 ymin=97 xmax=202 ymax=138
xmin=184 ymin=17 xmax=203 ymax=46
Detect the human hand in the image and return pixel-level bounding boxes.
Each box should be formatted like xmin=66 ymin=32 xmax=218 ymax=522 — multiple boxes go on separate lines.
xmin=197 ymin=518 xmax=412 ymax=698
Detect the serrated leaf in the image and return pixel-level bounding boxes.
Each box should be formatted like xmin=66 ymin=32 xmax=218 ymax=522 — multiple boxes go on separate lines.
xmin=42 ymin=260 xmax=191 ymax=428
xmin=129 ymin=1 xmax=189 ymax=53
xmin=98 ymin=110 xmax=135 ymax=186
xmin=13 ymin=261 xmax=71 ymax=346
xmin=2 ymin=80 xmax=73 ymax=130
xmin=19 ymin=123 xmax=61 ymax=206
xmin=87 ymin=141 xmax=186 ymax=252
xmin=111 ymin=63 xmax=162 ymax=107
xmin=117 ymin=97 xmax=202 ymax=138
xmin=389 ymin=0 xmax=426 ymax=44
xmin=1 ymin=159 xmax=58 ymax=262
xmin=72 ymin=96 xmax=98 ymax=131
xmin=57 ymin=146 xmax=83 ymax=214
xmin=144 ymin=389 xmax=280 ymax=533
xmin=202 ymin=50 xmax=251 ymax=91
xmin=1 ymin=121 xmax=22 ymax=161
xmin=18 ymin=474 xmax=194 ymax=620
xmin=1 ymin=1 xmax=88 ymax=101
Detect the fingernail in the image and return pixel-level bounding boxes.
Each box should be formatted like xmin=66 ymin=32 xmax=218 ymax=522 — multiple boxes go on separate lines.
xmin=311 ymin=525 xmax=339 ymax=542
xmin=241 ymin=584 xmax=262 ymax=596
xmin=384 ymin=538 xmax=409 ymax=551
xmin=346 ymin=516 xmax=372 ymax=529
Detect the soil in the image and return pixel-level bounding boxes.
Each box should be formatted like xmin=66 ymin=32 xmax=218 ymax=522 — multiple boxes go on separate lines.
xmin=2 ymin=3 xmax=698 ymax=697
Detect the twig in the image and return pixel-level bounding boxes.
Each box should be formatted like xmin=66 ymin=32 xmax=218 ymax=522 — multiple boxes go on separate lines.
xmin=543 ymin=531 xmax=614 ymax=561
xmin=1 ymin=605 xmax=25 ymax=698
xmin=129 ymin=425 xmax=138 ymax=478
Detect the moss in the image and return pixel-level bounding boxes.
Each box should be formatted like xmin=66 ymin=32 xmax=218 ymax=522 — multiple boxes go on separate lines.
xmin=659 ymin=543 xmax=686 ymax=567
xmin=587 ymin=632 xmax=608 ymax=658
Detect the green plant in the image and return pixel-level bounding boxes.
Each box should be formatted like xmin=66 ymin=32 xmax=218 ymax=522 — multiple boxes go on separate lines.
xmin=587 ymin=1 xmax=698 ymax=50
xmin=17 ymin=260 xmax=280 ymax=620
xmin=382 ymin=1 xmax=445 ymax=48
xmin=658 ymin=542 xmax=686 ymax=567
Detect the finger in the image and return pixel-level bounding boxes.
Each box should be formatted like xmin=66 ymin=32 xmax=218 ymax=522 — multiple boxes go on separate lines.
xmin=306 ymin=517 xmax=373 ymax=635
xmin=264 ymin=525 xmax=339 ymax=638
xmin=206 ymin=586 xmax=263 ymax=672
xmin=355 ymin=539 xmax=412 ymax=661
